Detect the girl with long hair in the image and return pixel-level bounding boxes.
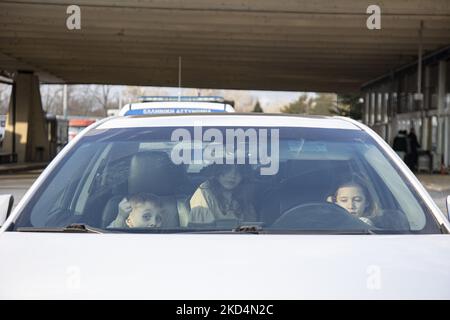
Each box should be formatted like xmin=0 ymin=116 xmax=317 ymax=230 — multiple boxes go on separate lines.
xmin=189 ymin=164 xmax=256 ymax=224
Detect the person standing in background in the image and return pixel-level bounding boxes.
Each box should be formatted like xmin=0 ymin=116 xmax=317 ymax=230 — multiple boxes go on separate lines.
xmin=407 ymin=127 xmax=421 ymax=172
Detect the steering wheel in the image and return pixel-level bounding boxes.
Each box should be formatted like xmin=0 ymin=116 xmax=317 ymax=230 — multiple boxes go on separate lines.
xmin=270 ymin=202 xmax=372 ymax=230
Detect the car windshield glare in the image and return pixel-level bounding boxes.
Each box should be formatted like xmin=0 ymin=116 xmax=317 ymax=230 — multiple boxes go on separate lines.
xmin=13 ymin=126 xmax=440 ymax=234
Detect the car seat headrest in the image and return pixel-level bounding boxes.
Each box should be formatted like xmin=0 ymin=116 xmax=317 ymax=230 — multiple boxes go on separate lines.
xmin=128 ymin=151 xmax=182 ymax=196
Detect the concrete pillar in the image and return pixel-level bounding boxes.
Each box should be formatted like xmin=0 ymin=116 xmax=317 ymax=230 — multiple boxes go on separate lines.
xmin=437 ymin=60 xmax=446 ymax=165
xmin=370 ymin=93 xmax=376 ymax=125
xmin=445 ymin=71 xmax=450 ymax=169
xmin=428 ymin=117 xmax=434 ymax=152
xmin=421 ymin=116 xmax=429 ymax=150
xmin=422 ymin=66 xmax=431 ymax=151
xmin=3 ymin=72 xmax=49 ymax=163
xmin=445 ymin=116 xmax=449 ymax=167
xmin=387 ymin=79 xmax=397 ymax=145
xmin=364 ymin=92 xmax=370 ymax=124
xmin=391 ymin=115 xmax=398 ymax=145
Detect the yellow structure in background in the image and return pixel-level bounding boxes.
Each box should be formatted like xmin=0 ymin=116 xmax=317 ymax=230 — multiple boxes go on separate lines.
xmin=3 ymin=72 xmax=50 ymax=163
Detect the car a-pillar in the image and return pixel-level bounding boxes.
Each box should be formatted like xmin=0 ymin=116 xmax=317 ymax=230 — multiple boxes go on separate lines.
xmin=3 ymin=71 xmax=50 ymax=163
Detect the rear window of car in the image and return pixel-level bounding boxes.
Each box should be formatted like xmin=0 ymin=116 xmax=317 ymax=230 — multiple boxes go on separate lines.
xmin=13 ymin=126 xmax=441 ymax=234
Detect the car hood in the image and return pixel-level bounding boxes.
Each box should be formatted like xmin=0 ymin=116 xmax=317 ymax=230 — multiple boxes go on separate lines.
xmin=1 ymin=232 xmax=450 ymax=299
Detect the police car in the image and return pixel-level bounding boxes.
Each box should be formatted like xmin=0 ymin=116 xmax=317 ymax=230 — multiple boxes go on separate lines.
xmin=1 ymin=113 xmax=450 ymax=299
xmin=118 ymin=96 xmax=235 ymax=116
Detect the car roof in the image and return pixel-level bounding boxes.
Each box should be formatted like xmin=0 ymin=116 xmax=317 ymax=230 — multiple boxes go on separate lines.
xmin=96 ymin=113 xmax=362 ymax=130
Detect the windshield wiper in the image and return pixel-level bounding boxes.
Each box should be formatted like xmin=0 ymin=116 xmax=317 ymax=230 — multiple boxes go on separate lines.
xmin=62 ymin=223 xmax=104 ymax=233
xmin=253 ymin=228 xmax=378 ymax=235
xmin=169 ymin=225 xmax=265 ymax=234
xmin=233 ymin=225 xmax=263 ymax=234
xmin=16 ymin=223 xmax=103 ymax=234
xmin=177 ymin=226 xmax=378 ymax=235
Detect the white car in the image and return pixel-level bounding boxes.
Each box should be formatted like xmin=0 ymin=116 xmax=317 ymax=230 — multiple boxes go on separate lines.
xmin=119 ymin=96 xmax=235 ymax=116
xmin=0 ymin=114 xmax=449 ymax=299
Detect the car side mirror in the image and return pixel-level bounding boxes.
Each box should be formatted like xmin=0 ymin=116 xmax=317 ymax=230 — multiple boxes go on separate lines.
xmin=447 ymin=195 xmax=450 ymax=222
xmin=0 ymin=194 xmax=14 ymax=227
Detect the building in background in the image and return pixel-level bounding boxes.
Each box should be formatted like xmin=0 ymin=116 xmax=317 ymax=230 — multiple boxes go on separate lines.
xmin=361 ymin=46 xmax=450 ymax=173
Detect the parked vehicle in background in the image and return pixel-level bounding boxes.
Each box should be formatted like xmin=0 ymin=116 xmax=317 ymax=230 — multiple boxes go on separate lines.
xmin=68 ymin=118 xmax=97 ymax=141
xmin=119 ymin=96 xmax=235 ymax=116
xmin=46 ymin=114 xmax=69 ymax=157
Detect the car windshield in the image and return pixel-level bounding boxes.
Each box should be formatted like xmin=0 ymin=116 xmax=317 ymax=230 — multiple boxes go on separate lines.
xmin=13 ymin=126 xmax=440 ymax=234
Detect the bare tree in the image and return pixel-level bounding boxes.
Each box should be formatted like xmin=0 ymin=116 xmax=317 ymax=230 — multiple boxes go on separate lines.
xmin=91 ymin=85 xmax=117 ymax=116
xmin=68 ymin=85 xmax=97 ymax=116
xmin=123 ymin=86 xmax=170 ymax=104
xmin=41 ymin=85 xmax=63 ymax=115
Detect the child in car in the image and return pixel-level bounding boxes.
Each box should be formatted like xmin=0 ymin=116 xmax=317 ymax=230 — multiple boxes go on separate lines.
xmin=330 ymin=180 xmax=375 ymax=226
xmin=189 ymin=164 xmax=256 ymax=224
xmin=108 ymin=193 xmax=165 ymax=228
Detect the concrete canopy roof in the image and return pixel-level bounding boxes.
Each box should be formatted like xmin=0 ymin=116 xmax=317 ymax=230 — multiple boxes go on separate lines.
xmin=1 ymin=0 xmax=450 ymax=92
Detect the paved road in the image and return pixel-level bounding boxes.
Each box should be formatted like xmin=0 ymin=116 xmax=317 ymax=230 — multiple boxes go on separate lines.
xmin=0 ymin=170 xmax=42 ymax=208
xmin=427 ymin=190 xmax=447 ymax=215
xmin=0 ymin=170 xmax=448 ymax=214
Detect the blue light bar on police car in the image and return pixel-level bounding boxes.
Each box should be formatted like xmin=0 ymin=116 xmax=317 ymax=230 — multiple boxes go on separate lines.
xmin=138 ymin=96 xmax=226 ymax=103
xmin=124 ymin=108 xmax=227 ymax=115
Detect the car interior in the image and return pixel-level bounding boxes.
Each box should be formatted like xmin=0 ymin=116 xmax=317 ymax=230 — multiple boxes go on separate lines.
xmin=25 ymin=136 xmax=423 ymax=232
xmin=64 ymin=145 xmax=408 ymax=231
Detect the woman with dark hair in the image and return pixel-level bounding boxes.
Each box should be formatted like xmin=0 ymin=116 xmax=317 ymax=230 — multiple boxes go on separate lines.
xmin=189 ymin=164 xmax=256 ymax=224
